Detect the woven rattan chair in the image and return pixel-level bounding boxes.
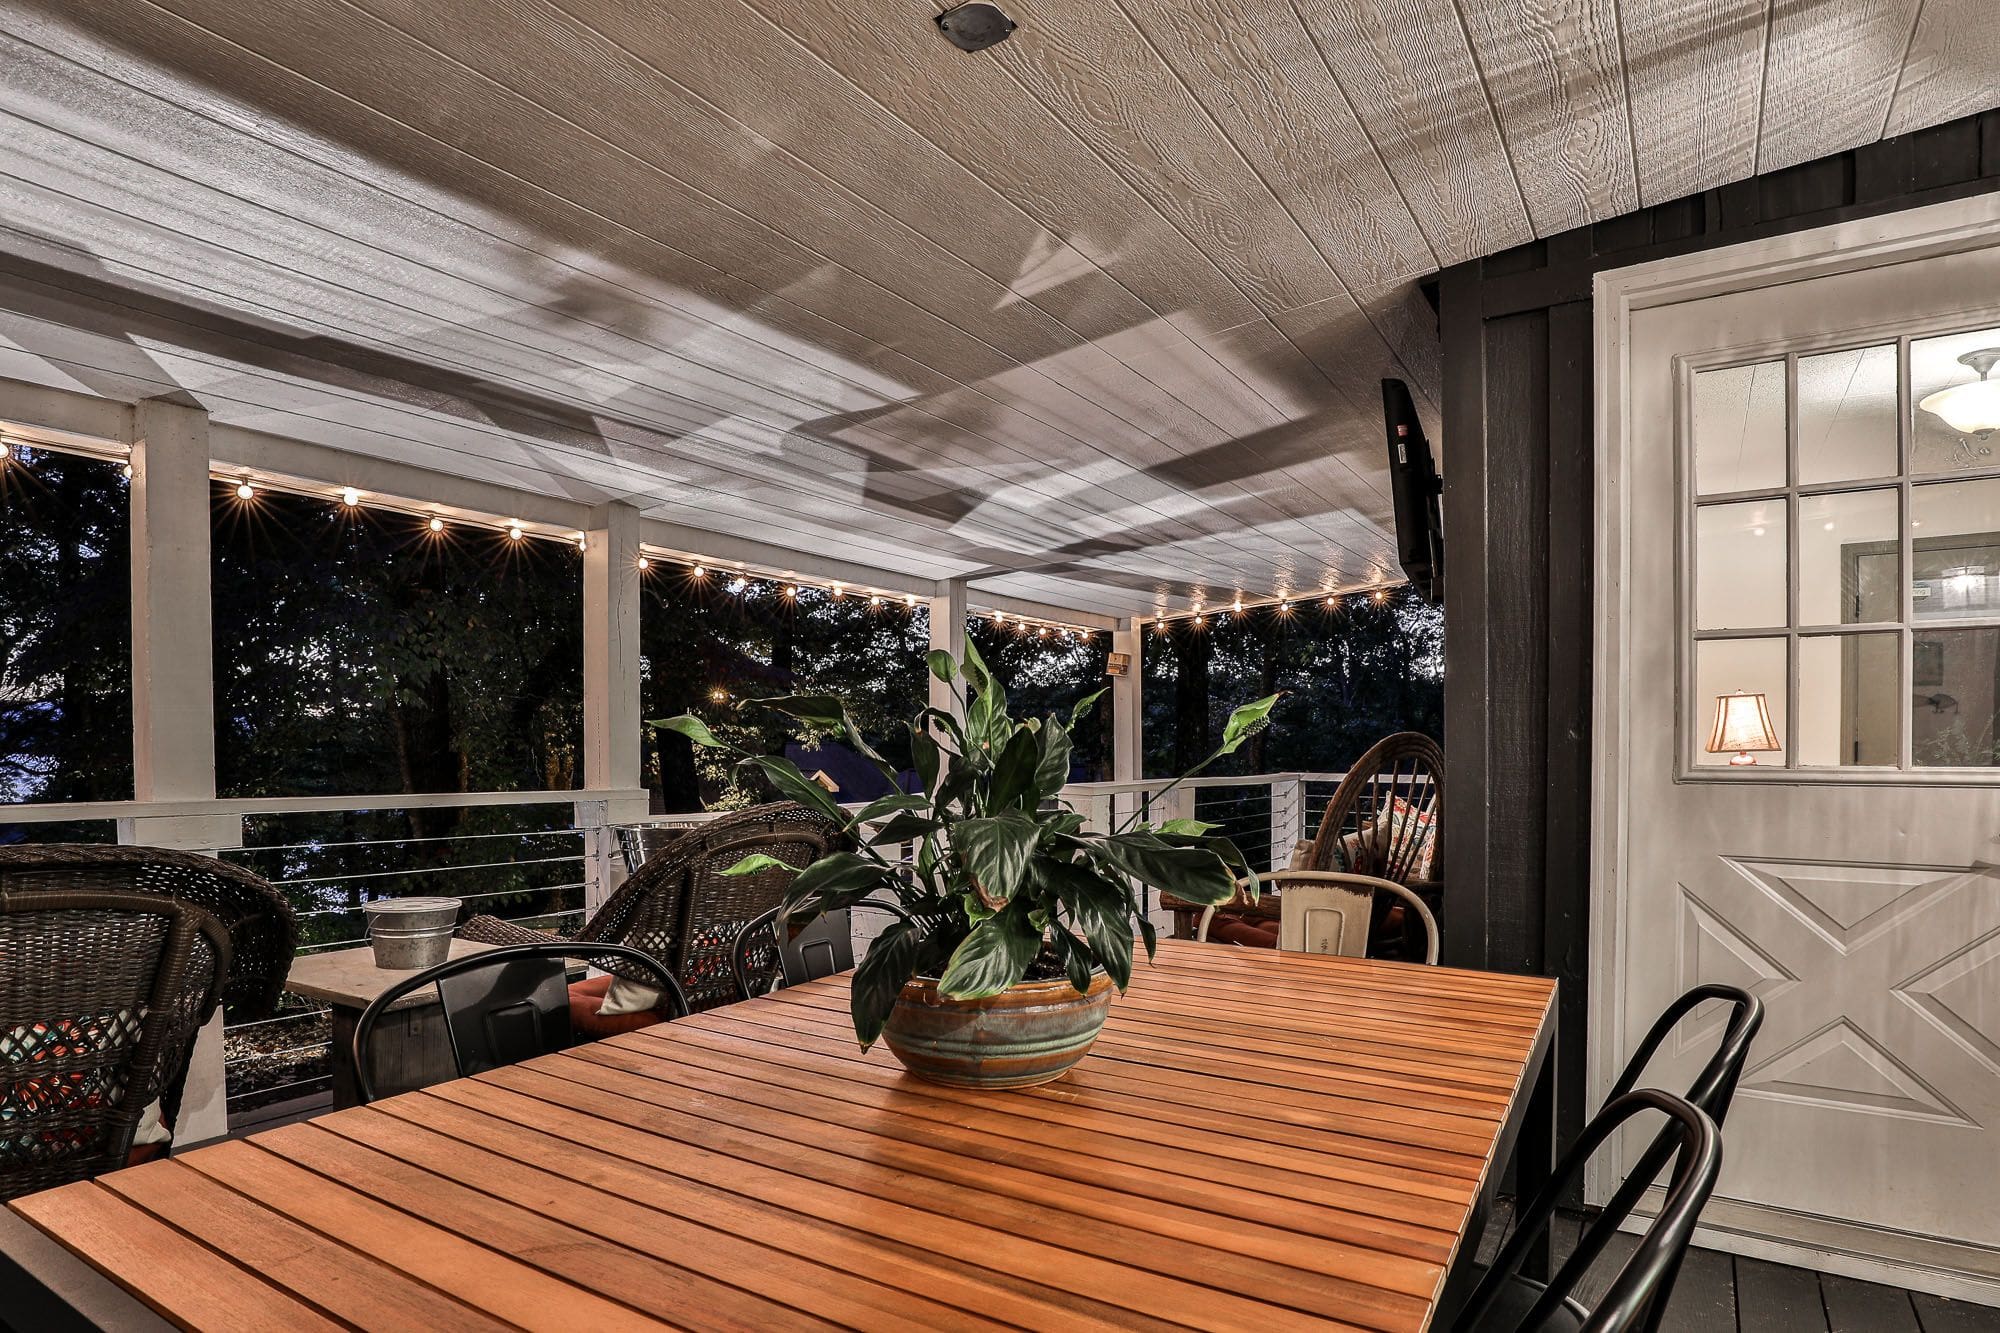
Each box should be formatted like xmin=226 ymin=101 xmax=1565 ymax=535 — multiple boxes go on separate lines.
xmin=462 ymin=801 xmax=847 ymax=1013
xmin=0 ymin=891 xmax=230 ymax=1200
xmin=0 ymin=844 xmax=297 ymax=1020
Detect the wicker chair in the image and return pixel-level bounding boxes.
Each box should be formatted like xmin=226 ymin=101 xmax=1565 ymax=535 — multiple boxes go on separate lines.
xmin=0 ymin=844 xmax=298 ymax=1020
xmin=462 ymin=802 xmax=847 ymax=1014
xmin=0 ymin=891 xmax=229 ymax=1200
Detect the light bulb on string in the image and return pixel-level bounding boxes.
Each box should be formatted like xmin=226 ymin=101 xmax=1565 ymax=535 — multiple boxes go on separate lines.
xmin=0 ymin=439 xmax=12 ymax=462
xmin=784 ymin=585 xmax=798 ymax=599
xmin=1373 ymin=588 xmax=1388 ymax=604
xmin=832 ymin=584 xmax=844 ymax=599
xmin=904 ymin=593 xmax=917 ymax=608
xmin=506 ymin=524 xmax=524 ymax=541
xmin=692 ymin=564 xmax=706 ymax=578
xmin=575 ymin=535 xmax=588 ymax=551
xmin=234 ymin=481 xmax=256 ymax=500
xmin=340 ymin=487 xmax=361 ymax=508
xmin=1233 ymin=599 xmax=1244 ymax=613
xmin=869 ymin=594 xmax=883 ymax=607
xmin=429 ymin=517 xmax=445 ymax=533
xmin=121 ymin=462 xmax=134 ymax=481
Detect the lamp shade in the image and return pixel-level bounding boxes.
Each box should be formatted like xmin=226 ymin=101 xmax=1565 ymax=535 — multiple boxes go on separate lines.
xmin=1919 ymin=348 xmax=2000 ymax=437
xmin=1707 ymin=691 xmax=1780 ymax=765
xmin=1918 ymin=379 xmax=2000 ymax=437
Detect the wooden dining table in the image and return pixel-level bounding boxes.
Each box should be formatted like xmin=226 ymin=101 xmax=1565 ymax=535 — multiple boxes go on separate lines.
xmin=2 ymin=939 xmax=1557 ymax=1332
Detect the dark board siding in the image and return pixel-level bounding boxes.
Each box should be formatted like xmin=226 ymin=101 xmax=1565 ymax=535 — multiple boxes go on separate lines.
xmin=1436 ymin=109 xmax=2000 ymax=1166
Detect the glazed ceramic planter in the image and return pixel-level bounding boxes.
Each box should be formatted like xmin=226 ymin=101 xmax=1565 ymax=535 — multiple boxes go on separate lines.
xmin=881 ymin=970 xmax=1115 ymax=1089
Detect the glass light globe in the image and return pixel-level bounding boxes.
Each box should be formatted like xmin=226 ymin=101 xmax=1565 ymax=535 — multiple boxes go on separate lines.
xmin=1920 ymin=349 xmax=2000 ymax=438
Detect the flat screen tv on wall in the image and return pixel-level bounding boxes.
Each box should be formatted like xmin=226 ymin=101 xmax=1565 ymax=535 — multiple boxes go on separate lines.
xmin=1383 ymin=377 xmax=1443 ymax=604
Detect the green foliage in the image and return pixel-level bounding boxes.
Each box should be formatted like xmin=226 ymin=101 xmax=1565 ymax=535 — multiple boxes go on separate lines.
xmin=655 ymin=648 xmax=1278 ymax=1048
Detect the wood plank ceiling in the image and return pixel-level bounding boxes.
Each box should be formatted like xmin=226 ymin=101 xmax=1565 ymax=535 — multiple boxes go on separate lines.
xmin=0 ymin=0 xmax=1988 ymax=615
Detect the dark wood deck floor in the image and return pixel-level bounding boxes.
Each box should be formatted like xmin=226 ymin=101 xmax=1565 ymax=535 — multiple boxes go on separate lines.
xmin=1488 ymin=1212 xmax=2000 ymax=1332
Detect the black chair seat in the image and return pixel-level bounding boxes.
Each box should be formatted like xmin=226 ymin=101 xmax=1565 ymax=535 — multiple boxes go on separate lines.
xmin=1478 ymin=1274 xmax=1588 ymax=1332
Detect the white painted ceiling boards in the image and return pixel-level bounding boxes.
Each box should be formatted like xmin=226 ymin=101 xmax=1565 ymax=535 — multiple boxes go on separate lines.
xmin=0 ymin=0 xmax=1990 ymax=614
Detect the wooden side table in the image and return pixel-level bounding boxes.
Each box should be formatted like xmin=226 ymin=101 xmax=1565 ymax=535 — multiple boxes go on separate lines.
xmin=285 ymin=938 xmax=497 ymax=1109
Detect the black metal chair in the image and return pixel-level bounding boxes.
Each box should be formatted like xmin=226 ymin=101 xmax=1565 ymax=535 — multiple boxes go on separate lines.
xmin=1452 ymin=1089 xmax=1723 ymax=1333
xmin=349 ymin=942 xmax=688 ymax=1105
xmin=0 ymin=891 xmax=230 ymax=1200
xmin=729 ymin=905 xmax=855 ymax=1000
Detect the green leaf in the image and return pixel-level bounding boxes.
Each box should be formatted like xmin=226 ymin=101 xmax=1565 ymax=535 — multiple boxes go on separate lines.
xmin=926 ymin=649 xmax=957 ymax=683
xmin=1046 ymin=860 xmax=1133 ymax=990
xmin=938 ymin=906 xmax=1041 ymax=999
xmin=867 ymin=811 xmax=942 ymax=846
xmin=1052 ymin=926 xmax=1094 ymax=995
xmin=721 ymin=852 xmax=799 ymax=878
xmin=1218 ymin=693 xmax=1282 ymax=755
xmin=1090 ymin=833 xmax=1239 ymax=906
xmin=908 ymin=722 xmax=940 ymax=795
xmin=1205 ymin=835 xmax=1260 ymax=903
xmin=744 ymin=693 xmax=847 ymax=731
xmin=1033 ymin=713 xmax=1074 ymax=802
xmin=653 ymin=715 xmax=726 ymax=749
xmin=850 ymin=920 xmax=920 ymax=1049
xmin=1067 ymin=687 xmax=1107 ymax=731
xmin=1136 ymin=911 xmax=1159 ymax=961
xmin=1157 ymin=817 xmax=1218 ymax=837
xmin=988 ymin=727 xmax=1042 ymax=811
xmin=953 ymin=812 xmax=1041 ymax=909
xmin=781 ymin=852 xmax=893 ymax=915
xmin=851 ymin=792 xmax=928 ymax=824
xmin=741 ymin=754 xmax=846 ymax=822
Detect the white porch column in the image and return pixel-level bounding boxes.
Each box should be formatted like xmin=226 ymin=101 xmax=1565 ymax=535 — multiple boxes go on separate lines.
xmin=929 ymin=578 xmax=967 ymax=716
xmin=121 ymin=398 xmax=236 ymax=1147
xmin=580 ymin=501 xmax=648 ymax=911
xmin=1111 ymin=618 xmax=1144 ymax=830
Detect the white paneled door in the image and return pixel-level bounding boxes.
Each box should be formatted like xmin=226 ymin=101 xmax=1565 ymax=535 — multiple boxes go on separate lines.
xmin=1594 ymin=198 xmax=2000 ymax=1303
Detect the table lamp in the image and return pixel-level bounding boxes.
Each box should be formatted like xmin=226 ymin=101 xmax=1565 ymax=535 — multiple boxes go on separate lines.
xmin=1706 ymin=690 xmax=1780 ymax=766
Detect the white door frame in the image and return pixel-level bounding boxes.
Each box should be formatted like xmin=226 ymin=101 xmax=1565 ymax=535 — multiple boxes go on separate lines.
xmin=1590 ymin=192 xmax=2000 ymax=1302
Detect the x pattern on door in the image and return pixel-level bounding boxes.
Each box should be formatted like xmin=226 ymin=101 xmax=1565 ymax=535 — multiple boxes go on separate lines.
xmin=1678 ymin=859 xmax=2000 ymax=1130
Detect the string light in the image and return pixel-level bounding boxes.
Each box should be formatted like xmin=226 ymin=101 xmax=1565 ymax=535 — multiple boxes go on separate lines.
xmin=870 ymin=594 xmax=883 ymax=607
xmin=1373 ymin=589 xmax=1388 ymax=603
xmin=121 ymin=462 xmax=133 ymax=480
xmin=506 ymin=524 xmax=524 ymax=541
xmin=340 ymin=487 xmax=361 ymax=508
xmin=0 ymin=440 xmax=12 ymax=462
xmin=1325 ymin=595 xmax=1338 ymax=608
xmin=784 ymin=585 xmax=798 ymax=599
xmin=832 ymin=584 xmax=844 ymax=599
xmin=575 ymin=534 xmax=588 ymax=551
xmin=904 ymin=593 xmax=917 ymax=607
xmin=234 ymin=481 xmax=256 ymax=500
xmin=1233 ymin=598 xmax=1244 ymax=613
xmin=429 ymin=517 xmax=446 ymax=533
xmin=638 ymin=555 xmax=652 ymax=570
xmin=692 ymin=565 xmax=706 ymax=578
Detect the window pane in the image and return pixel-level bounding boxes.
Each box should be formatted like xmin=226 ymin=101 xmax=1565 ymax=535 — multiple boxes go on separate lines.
xmin=1913 ymin=630 xmax=2000 ymax=767
xmin=1695 ymin=500 xmax=1787 ymax=629
xmin=1910 ymin=479 xmax=2000 ymax=620
xmin=0 ymin=447 xmax=133 ymax=811
xmin=1799 ymin=489 xmax=1898 ymax=625
xmin=1798 ymin=345 xmax=1897 ymax=483
xmin=1798 ymin=634 xmax=1898 ymax=766
xmin=1694 ymin=361 xmax=1787 ymax=494
xmin=1912 ymin=325 xmax=2000 ymax=474
xmin=213 ymin=488 xmax=584 ymax=798
xmin=1694 ymin=638 xmax=1788 ymax=768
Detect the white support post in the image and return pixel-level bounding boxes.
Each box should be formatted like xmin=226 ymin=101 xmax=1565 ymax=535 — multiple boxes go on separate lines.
xmin=121 ymin=398 xmax=236 ymax=1147
xmin=1111 ymin=618 xmax=1143 ymax=828
xmin=581 ymin=501 xmax=648 ymax=912
xmin=929 ymin=578 xmax=967 ymax=717
xmin=1270 ymin=774 xmax=1306 ymax=873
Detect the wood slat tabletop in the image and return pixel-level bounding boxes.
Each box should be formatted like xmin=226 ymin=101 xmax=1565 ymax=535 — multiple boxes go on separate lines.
xmin=8 ymin=939 xmax=1557 ymax=1332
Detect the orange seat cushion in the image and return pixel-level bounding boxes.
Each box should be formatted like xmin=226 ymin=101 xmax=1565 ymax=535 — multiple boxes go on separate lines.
xmin=567 ymin=975 xmax=670 ymax=1038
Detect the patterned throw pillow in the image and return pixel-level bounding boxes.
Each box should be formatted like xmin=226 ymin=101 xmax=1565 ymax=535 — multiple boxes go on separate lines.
xmin=0 ymin=1009 xmax=153 ymax=1165
xmin=1377 ymin=796 xmax=1438 ymax=881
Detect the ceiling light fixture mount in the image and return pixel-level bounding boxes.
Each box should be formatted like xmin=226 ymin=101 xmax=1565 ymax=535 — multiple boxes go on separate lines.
xmin=935 ymin=3 xmax=1015 ymax=52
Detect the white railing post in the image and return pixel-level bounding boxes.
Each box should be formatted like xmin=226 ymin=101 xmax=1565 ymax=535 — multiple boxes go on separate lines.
xmin=1269 ymin=774 xmax=1306 ymax=873
xmin=1111 ymin=618 xmax=1142 ymax=829
xmin=122 ymin=397 xmax=237 ymax=1146
xmin=582 ymin=500 xmax=648 ymax=912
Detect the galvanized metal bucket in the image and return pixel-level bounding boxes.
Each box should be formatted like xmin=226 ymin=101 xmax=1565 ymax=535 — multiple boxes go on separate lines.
xmin=363 ymin=897 xmax=461 ymax=970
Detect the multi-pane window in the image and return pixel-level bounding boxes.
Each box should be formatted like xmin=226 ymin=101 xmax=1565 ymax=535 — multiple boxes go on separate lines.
xmin=1688 ymin=322 xmax=2000 ymax=772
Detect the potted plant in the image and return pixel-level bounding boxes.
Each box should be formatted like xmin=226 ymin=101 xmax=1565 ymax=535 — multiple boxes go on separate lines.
xmin=656 ymin=641 xmax=1278 ymax=1088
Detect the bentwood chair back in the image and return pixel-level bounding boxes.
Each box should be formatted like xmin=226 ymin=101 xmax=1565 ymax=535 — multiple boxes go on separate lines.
xmin=1198 ymin=870 xmax=1440 ymax=965
xmin=1453 ymin=1088 xmax=1722 ymax=1333
xmin=730 ymin=905 xmax=855 ymax=999
xmin=0 ymin=891 xmax=230 ymax=1200
xmin=350 ymin=941 xmax=687 ymax=1104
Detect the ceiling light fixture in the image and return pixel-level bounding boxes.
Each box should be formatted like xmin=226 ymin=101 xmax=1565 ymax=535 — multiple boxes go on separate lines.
xmin=934 ymin=2 xmax=1015 ymax=52
xmin=1919 ymin=349 xmax=2000 ymax=437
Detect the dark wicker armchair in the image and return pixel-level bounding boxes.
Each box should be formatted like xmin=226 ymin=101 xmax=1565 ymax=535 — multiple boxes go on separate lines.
xmin=0 ymin=891 xmax=229 ymax=1200
xmin=0 ymin=844 xmax=299 ymax=1020
xmin=462 ymin=802 xmax=847 ymax=1014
